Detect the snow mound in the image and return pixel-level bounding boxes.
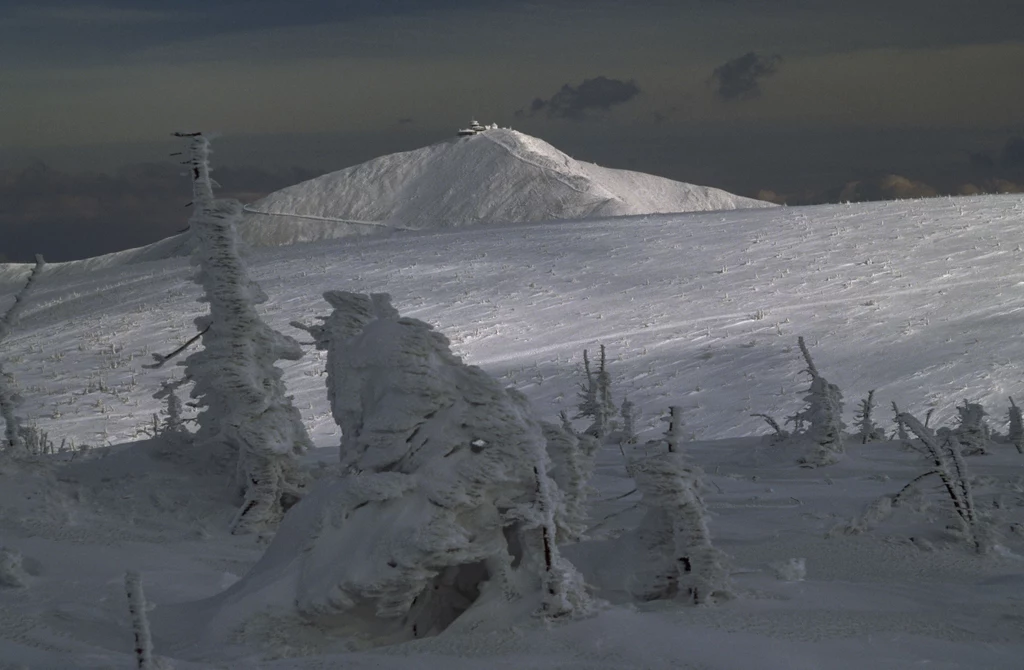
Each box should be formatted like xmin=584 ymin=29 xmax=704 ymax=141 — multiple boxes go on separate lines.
xmin=240 ymin=128 xmax=772 ymax=245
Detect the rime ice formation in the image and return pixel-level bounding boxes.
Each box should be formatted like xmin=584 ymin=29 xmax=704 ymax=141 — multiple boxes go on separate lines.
xmin=187 ymin=292 xmax=589 ymax=646
xmin=184 ymin=198 xmax=312 ymax=534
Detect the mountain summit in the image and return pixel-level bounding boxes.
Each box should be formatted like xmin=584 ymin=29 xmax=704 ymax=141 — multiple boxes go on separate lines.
xmin=239 ymin=128 xmax=772 ymax=246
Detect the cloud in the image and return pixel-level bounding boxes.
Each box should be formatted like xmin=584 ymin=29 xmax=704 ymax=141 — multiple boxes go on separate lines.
xmin=1001 ymin=137 xmax=1024 ymax=170
xmin=516 ymin=76 xmax=641 ymax=121
xmin=710 ymin=52 xmax=781 ymax=101
xmin=0 ymin=161 xmax=320 ymax=263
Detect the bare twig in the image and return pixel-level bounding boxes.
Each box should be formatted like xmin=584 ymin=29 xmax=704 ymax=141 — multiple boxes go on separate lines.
xmin=143 ymin=325 xmax=210 ymax=369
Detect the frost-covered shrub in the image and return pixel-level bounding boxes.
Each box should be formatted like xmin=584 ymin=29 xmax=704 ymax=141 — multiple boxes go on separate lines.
xmin=222 ymin=292 xmax=589 ymax=644
xmin=751 ymin=413 xmax=789 ymax=443
xmin=542 ymin=420 xmax=597 ymax=543
xmin=0 ymin=256 xmax=46 ymax=456
xmin=768 ymin=557 xmax=806 ymax=582
xmin=787 ymin=337 xmax=846 ymax=466
xmin=1008 ymin=397 xmax=1024 ymax=455
xmin=628 ymin=450 xmax=732 ymax=604
xmin=0 ymin=547 xmax=28 ymax=588
xmin=953 ymin=399 xmax=990 ymax=455
xmin=848 ymin=412 xmax=989 ymax=552
xmin=152 ymin=377 xmax=189 ymax=438
xmin=184 ymin=197 xmax=311 ymax=535
xmin=619 ymin=396 xmax=637 ymax=445
xmin=575 ymin=345 xmax=615 ymax=439
xmin=854 ymin=390 xmax=885 ymax=444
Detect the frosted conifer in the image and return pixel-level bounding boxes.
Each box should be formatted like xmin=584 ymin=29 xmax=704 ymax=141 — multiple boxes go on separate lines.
xmin=152 ymin=378 xmax=188 ymax=437
xmin=629 ymin=451 xmax=732 ymax=604
xmin=787 ymin=337 xmax=846 ymax=466
xmin=542 ymin=420 xmax=596 ymax=543
xmin=180 ymin=137 xmax=311 ymax=535
xmin=855 ymin=390 xmax=884 ymax=444
xmin=664 ymin=406 xmax=685 ymax=453
xmin=1008 ymin=397 xmax=1023 ymax=455
xmin=620 ymin=396 xmax=637 ymax=445
xmin=270 ymin=291 xmax=592 ymax=633
xmin=953 ymin=400 xmax=990 ymax=455
xmin=185 ymin=199 xmax=311 ymax=534
xmin=575 ymin=345 xmax=615 ymax=438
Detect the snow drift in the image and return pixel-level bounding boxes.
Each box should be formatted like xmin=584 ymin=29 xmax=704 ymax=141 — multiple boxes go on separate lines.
xmin=239 ymin=128 xmax=773 ymax=245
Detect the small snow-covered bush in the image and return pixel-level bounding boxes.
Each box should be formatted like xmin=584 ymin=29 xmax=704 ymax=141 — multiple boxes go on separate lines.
xmin=0 ymin=547 xmax=28 ymax=588
xmin=953 ymin=399 xmax=991 ymax=455
xmin=847 ymin=412 xmax=990 ymax=552
xmin=769 ymin=557 xmax=806 ymax=582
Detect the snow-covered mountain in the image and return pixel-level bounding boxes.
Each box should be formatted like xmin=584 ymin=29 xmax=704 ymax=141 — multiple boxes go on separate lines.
xmin=239 ymin=128 xmax=772 ymax=245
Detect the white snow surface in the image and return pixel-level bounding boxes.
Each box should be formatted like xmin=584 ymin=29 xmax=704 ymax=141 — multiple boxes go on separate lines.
xmin=239 ymin=128 xmax=772 ymax=245
xmin=1 ymin=194 xmax=1024 ymax=668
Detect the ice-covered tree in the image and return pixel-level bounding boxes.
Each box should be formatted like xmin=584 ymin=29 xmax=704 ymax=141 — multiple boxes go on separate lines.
xmin=152 ymin=377 xmax=188 ymax=438
xmin=0 ymin=255 xmax=46 ymax=456
xmin=1007 ymin=397 xmax=1023 ymax=455
xmin=542 ymin=419 xmax=597 ymax=543
xmin=575 ymin=345 xmax=615 ymax=438
xmin=854 ymin=390 xmax=884 ymax=444
xmin=629 ymin=449 xmax=732 ymax=604
xmin=222 ymin=292 xmax=590 ymax=643
xmin=953 ymin=399 xmax=990 ymax=455
xmin=173 ymin=131 xmax=216 ymax=212
xmin=124 ymin=571 xmax=156 ymax=670
xmin=663 ymin=406 xmax=685 ymax=453
xmin=183 ymin=190 xmax=311 ymax=534
xmin=619 ymin=396 xmax=637 ymax=445
xmin=787 ymin=337 xmax=846 ymax=466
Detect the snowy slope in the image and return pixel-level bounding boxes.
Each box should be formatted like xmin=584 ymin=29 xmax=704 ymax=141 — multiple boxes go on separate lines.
xmin=239 ymin=128 xmax=772 ymax=245
xmin=5 ymin=194 xmax=1024 ymax=449
xmin=1 ymin=194 xmax=1024 ymax=669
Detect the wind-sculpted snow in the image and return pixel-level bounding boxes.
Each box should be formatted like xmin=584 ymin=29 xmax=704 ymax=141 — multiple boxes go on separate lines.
xmin=162 ymin=292 xmax=587 ymax=650
xmin=239 ymin=128 xmax=772 ymax=245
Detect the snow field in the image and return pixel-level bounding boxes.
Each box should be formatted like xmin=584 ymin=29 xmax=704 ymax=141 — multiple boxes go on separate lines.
xmin=1 ymin=193 xmax=1023 ymax=668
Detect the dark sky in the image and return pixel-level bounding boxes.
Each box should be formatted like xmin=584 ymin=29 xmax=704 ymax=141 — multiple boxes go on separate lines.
xmin=2 ymin=0 xmax=1024 ymax=261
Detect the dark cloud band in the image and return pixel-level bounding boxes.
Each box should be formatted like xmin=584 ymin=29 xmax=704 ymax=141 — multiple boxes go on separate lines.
xmin=516 ymin=76 xmax=641 ymax=121
xmin=710 ymin=52 xmax=781 ymax=102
